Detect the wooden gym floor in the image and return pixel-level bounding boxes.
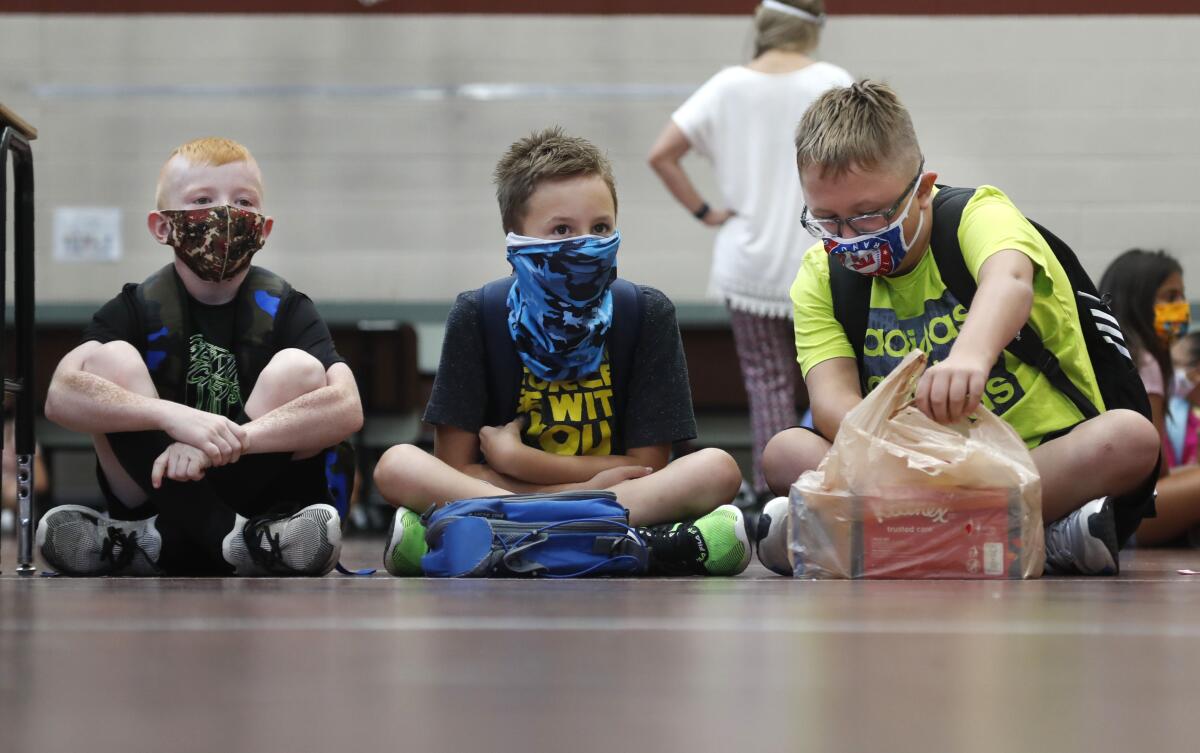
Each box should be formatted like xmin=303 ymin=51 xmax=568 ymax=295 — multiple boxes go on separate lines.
xmin=1 ymin=537 xmax=1198 ymax=753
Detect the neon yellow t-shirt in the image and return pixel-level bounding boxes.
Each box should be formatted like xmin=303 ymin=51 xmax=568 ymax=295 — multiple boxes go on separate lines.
xmin=790 ymin=185 xmax=1102 ymax=447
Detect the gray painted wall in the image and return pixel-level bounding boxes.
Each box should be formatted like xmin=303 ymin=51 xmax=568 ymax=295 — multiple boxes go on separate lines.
xmin=4 ymin=13 xmax=1199 ymax=305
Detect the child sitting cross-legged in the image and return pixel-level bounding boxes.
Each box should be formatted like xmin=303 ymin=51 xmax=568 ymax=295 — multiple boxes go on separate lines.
xmin=374 ymin=127 xmax=750 ymax=577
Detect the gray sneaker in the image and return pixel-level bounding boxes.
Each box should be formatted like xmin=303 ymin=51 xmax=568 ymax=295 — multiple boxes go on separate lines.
xmin=223 ymin=504 xmax=341 ymax=576
xmin=755 ymin=496 xmax=793 ymax=576
xmin=1044 ymin=497 xmax=1119 ymax=576
xmin=36 ymin=504 xmax=161 ymax=576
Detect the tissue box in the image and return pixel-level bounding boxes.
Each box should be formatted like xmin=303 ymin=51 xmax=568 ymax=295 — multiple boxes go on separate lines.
xmin=789 ymin=486 xmax=1038 ymax=579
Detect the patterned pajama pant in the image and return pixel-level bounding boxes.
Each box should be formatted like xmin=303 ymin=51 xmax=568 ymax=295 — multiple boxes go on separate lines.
xmin=727 ymin=308 xmax=798 ymax=496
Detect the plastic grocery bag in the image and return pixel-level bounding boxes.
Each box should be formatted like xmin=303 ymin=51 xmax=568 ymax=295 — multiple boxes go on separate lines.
xmin=789 ymin=350 xmax=1044 ymax=579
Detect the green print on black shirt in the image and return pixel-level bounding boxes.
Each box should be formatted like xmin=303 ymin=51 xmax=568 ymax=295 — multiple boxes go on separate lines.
xmin=186 ymin=334 xmax=243 ymax=417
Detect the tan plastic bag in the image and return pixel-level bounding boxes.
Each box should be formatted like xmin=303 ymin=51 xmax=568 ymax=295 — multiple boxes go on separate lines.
xmin=789 ymin=351 xmax=1044 ymax=579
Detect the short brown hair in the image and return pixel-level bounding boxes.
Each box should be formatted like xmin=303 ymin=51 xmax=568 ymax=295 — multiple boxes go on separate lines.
xmin=753 ymin=0 xmax=824 ymax=57
xmin=156 ymin=137 xmax=260 ymax=208
xmin=493 ymin=127 xmax=617 ymax=234
xmin=794 ymin=80 xmax=922 ymax=179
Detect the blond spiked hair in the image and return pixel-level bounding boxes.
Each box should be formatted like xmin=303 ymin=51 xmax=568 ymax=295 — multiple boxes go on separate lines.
xmin=795 ymin=80 xmax=922 ymax=179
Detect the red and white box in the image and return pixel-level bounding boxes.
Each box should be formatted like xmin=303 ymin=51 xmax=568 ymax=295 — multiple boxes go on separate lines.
xmin=789 ymin=485 xmax=1041 ymax=579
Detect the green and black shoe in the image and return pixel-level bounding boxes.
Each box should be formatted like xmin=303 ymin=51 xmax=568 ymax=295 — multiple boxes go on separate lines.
xmin=638 ymin=504 xmax=751 ymax=576
xmin=383 ymin=507 xmax=428 ymax=577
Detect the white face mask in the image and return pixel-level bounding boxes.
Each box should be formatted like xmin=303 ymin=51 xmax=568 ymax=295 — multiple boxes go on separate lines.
xmin=505 ymin=232 xmax=606 ymax=248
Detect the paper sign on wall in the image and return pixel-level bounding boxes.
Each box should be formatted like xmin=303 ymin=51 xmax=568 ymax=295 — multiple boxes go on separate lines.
xmin=54 ymin=207 xmax=122 ymax=263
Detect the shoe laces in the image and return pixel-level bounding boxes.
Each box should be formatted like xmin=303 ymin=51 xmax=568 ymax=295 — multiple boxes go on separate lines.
xmin=640 ymin=521 xmax=706 ymax=562
xmin=637 ymin=523 xmax=682 ymax=556
xmin=244 ymin=517 xmax=287 ymax=573
xmin=100 ymin=526 xmax=143 ymax=572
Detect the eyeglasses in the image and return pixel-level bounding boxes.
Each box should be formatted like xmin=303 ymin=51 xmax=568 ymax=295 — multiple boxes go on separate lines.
xmin=800 ymin=160 xmax=925 ymax=239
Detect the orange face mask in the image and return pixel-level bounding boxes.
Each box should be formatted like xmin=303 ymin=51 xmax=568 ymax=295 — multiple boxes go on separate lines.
xmin=1154 ymin=300 xmax=1191 ymax=344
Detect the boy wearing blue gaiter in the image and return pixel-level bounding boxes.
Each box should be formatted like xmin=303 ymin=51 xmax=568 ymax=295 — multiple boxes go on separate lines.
xmin=376 ymin=128 xmax=749 ymax=576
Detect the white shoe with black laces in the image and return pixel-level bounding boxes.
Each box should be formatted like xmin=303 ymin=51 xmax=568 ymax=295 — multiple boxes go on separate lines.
xmin=36 ymin=505 xmax=162 ymax=576
xmin=223 ymin=503 xmax=342 ymax=576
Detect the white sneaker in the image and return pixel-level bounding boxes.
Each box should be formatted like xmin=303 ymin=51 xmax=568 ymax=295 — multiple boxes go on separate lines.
xmin=1044 ymin=497 xmax=1119 ymax=576
xmin=223 ymin=503 xmax=342 ymax=576
xmin=36 ymin=504 xmax=161 ymax=576
xmin=755 ymin=496 xmax=793 ymax=576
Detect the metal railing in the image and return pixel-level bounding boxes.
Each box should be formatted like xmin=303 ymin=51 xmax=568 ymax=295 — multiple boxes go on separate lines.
xmin=1 ymin=110 xmax=38 ymax=575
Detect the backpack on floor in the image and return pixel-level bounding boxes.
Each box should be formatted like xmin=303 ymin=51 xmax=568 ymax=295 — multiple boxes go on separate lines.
xmin=829 ymin=185 xmax=1159 ymax=545
xmin=420 ymin=491 xmax=650 ymax=578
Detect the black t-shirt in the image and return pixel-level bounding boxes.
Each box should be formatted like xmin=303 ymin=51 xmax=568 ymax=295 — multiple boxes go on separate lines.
xmin=423 ymin=284 xmax=697 ymax=452
xmin=81 ymin=283 xmax=344 ymax=419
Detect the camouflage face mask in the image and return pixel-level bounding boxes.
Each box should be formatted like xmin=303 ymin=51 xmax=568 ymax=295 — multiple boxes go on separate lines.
xmin=159 ymin=205 xmax=267 ymax=282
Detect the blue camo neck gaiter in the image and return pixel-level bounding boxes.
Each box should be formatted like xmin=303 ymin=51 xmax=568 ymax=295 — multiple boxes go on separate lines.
xmin=504 ymin=231 xmax=621 ymax=382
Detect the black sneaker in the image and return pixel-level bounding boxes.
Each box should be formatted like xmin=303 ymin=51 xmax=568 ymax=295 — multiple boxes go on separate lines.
xmin=36 ymin=504 xmax=161 ymax=576
xmin=637 ymin=504 xmax=752 ymax=576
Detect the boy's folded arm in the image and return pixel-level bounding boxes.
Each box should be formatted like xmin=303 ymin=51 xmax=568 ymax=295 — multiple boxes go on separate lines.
xmin=475 ymin=417 xmax=663 ymax=485
xmin=44 ymin=341 xmax=173 ymax=434
xmin=436 ymin=424 xmax=645 ymax=493
xmin=489 ymin=444 xmax=664 ymax=486
xmin=434 ymin=424 xmax=538 ymax=492
xmin=241 ymin=363 xmax=363 ymax=454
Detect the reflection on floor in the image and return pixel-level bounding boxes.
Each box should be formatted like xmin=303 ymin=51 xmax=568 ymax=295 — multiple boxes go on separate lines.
xmin=1 ymin=538 xmax=1197 ymax=753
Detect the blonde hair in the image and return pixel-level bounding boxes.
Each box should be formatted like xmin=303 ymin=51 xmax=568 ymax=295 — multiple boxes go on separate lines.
xmin=753 ymin=0 xmax=824 ymax=57
xmin=493 ymin=127 xmax=617 ymax=234
xmin=794 ymin=80 xmax=922 ymax=179
xmin=155 ymin=137 xmax=260 ymax=208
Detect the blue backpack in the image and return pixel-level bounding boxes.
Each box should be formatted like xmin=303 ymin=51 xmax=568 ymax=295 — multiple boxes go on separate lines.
xmin=421 ymin=491 xmax=650 ymax=578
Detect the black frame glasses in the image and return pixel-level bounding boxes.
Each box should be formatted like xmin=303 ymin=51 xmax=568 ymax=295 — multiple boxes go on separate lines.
xmin=801 ymin=159 xmax=925 ymax=239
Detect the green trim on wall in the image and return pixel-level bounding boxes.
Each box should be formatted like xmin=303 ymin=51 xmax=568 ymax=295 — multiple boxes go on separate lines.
xmin=17 ymin=301 xmax=734 ymax=328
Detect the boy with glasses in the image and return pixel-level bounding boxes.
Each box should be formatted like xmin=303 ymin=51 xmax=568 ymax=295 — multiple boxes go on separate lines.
xmin=757 ymin=81 xmax=1160 ymax=576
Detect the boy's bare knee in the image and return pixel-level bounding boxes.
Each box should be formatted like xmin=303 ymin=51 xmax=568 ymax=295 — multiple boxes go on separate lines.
xmin=690 ymin=447 xmax=743 ymax=501
xmin=246 ymin=350 xmax=327 ymax=418
xmin=263 ymin=348 xmax=326 ymax=393
xmin=1105 ymin=409 xmax=1160 ymax=479
xmin=374 ymin=444 xmax=428 ymax=502
xmin=81 ymin=341 xmax=150 ymax=387
xmin=763 ymin=428 xmax=827 ymax=496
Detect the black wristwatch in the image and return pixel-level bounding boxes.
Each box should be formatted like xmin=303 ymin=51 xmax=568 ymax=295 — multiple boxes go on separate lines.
xmin=693 ymin=202 xmax=711 ymax=220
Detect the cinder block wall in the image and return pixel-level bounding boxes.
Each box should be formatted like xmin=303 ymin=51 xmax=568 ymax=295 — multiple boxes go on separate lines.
xmin=3 ymin=12 xmax=1199 ymax=305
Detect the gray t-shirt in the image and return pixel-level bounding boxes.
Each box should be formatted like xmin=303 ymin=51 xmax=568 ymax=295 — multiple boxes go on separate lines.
xmin=423 ymin=284 xmax=697 ymax=453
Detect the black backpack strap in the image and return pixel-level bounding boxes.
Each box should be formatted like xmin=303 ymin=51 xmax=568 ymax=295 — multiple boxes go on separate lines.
xmin=233 ymin=266 xmax=291 ymax=398
xmin=606 ymin=279 xmax=642 ymax=439
xmin=827 ymin=256 xmax=872 ymax=395
xmin=930 ymin=186 xmax=1100 ymax=420
xmin=134 ymin=264 xmax=191 ymax=404
xmin=479 ymin=276 xmax=523 ymax=426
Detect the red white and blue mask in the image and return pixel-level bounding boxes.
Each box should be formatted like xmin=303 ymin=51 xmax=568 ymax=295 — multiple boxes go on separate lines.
xmin=822 ymin=187 xmax=925 ymax=277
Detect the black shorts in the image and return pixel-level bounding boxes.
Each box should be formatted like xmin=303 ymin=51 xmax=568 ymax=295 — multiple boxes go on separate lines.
xmin=99 ymin=451 xmax=328 ymax=521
